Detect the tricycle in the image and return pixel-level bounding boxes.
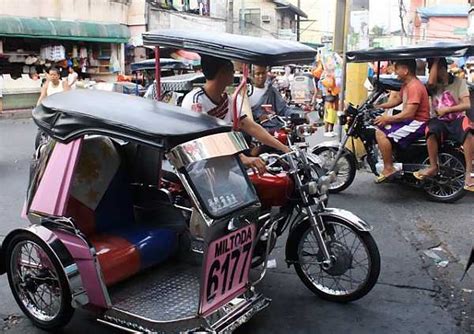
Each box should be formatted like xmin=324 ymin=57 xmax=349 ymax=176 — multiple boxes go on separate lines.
xmin=0 ymin=29 xmax=380 ymax=333
xmin=312 ymin=42 xmax=473 ymax=202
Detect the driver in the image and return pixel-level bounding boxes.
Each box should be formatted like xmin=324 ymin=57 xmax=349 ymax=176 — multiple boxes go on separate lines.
xmin=248 ymin=64 xmax=293 ymax=132
xmin=373 ymin=59 xmax=430 ymax=183
xmin=181 ymin=55 xmax=291 ymax=174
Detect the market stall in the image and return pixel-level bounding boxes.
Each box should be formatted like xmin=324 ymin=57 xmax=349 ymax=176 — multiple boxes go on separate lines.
xmin=0 ymin=16 xmax=130 ymax=111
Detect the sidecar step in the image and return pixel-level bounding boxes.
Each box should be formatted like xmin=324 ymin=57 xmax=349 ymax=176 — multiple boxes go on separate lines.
xmin=109 ymin=263 xmax=201 ymax=322
xmin=102 ymin=263 xmax=271 ymax=332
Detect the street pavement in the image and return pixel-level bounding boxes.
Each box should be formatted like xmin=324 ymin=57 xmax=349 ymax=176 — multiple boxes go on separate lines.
xmin=0 ymin=119 xmax=472 ymax=333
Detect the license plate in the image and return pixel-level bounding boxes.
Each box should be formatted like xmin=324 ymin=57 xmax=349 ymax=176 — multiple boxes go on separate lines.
xmin=200 ymin=224 xmax=255 ymax=315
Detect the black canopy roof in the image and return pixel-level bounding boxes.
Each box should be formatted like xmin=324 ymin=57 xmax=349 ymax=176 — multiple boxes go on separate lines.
xmin=142 ymin=29 xmax=317 ymax=65
xmin=33 ymin=90 xmax=231 ymax=149
xmin=346 ymin=42 xmax=473 ymax=63
xmin=131 ymin=58 xmax=191 ymax=72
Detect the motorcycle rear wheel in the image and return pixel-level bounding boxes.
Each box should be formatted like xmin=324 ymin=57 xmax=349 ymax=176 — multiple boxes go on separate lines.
xmin=312 ymin=147 xmax=357 ymax=193
xmin=292 ymin=217 xmax=380 ymax=302
xmin=422 ymin=150 xmax=466 ymax=203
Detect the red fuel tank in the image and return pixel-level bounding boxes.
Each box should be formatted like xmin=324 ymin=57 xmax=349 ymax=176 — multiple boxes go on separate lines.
xmin=249 ymin=172 xmax=294 ymax=209
xmin=274 ymin=129 xmax=288 ymax=145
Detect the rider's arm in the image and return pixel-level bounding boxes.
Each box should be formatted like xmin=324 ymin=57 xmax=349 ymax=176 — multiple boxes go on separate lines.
xmin=438 ymin=95 xmax=471 ymax=116
xmin=387 ymin=103 xmax=417 ymax=122
xmin=239 ymin=117 xmax=290 ymax=153
xmin=375 ymin=91 xmax=402 ymax=110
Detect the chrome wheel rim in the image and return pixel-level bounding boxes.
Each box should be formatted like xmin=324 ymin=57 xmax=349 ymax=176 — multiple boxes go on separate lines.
xmin=316 ymin=149 xmax=351 ymax=190
xmin=10 ymin=240 xmax=63 ymax=322
xmin=423 ymin=153 xmax=465 ymax=199
xmin=297 ymin=222 xmax=371 ymax=296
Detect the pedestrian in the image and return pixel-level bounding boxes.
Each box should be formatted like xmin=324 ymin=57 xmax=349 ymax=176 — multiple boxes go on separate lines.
xmin=67 ymin=66 xmax=78 ymax=89
xmin=36 ymin=67 xmax=69 ymax=106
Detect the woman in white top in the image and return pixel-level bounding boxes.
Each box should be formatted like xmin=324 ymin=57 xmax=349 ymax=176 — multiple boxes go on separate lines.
xmin=67 ymin=66 xmax=78 ymax=89
xmin=36 ymin=67 xmax=69 ymax=106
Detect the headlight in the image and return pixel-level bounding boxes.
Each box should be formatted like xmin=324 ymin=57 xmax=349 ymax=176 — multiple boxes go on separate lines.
xmin=296 ymin=124 xmax=313 ymax=138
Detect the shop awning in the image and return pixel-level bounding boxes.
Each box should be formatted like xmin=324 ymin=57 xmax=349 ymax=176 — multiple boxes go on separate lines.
xmin=0 ymin=16 xmax=130 ymax=43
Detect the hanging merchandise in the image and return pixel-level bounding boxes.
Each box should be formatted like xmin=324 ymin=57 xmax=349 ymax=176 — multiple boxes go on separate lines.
xmin=79 ymin=47 xmax=87 ymax=59
xmin=109 ymin=45 xmax=121 ymax=73
xmin=22 ymin=65 xmax=30 ymax=74
xmin=25 ymin=56 xmax=38 ymax=65
xmin=40 ymin=45 xmax=66 ymax=62
xmin=8 ymin=55 xmax=26 ymax=63
xmin=72 ymin=45 xmax=78 ymax=58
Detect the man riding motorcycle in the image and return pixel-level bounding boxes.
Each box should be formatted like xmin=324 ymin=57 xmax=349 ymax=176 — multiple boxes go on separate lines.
xmin=181 ymin=55 xmax=290 ymax=174
xmin=373 ymin=59 xmax=430 ymax=183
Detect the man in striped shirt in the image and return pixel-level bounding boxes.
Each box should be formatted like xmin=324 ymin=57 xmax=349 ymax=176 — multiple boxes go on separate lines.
xmin=182 ymin=56 xmax=290 ymax=173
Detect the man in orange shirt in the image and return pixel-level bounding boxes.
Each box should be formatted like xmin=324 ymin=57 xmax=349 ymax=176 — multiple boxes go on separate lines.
xmin=373 ymin=59 xmax=430 ymax=183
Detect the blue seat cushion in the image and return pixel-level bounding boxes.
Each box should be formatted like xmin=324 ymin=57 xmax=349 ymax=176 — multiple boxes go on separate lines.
xmin=111 ymin=226 xmax=178 ymax=269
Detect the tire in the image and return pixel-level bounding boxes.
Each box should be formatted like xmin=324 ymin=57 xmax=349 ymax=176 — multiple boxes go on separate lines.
xmin=312 ymin=147 xmax=357 ymax=193
xmin=292 ymin=217 xmax=380 ymax=302
xmin=422 ymin=149 xmax=466 ymax=203
xmin=5 ymin=232 xmax=74 ymax=331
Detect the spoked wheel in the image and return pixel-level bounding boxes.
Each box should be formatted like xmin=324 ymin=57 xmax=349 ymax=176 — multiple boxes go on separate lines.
xmin=6 ymin=233 xmax=74 ymax=330
xmin=312 ymin=147 xmax=356 ymax=193
xmin=422 ymin=151 xmax=466 ymax=203
xmin=293 ymin=218 xmax=380 ymax=302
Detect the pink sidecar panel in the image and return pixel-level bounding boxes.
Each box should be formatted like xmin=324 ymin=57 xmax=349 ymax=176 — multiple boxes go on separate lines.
xmin=30 ymin=139 xmax=82 ymax=216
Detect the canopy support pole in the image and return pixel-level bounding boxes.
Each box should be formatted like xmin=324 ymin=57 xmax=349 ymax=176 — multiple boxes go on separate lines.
xmin=155 ymin=46 xmax=161 ymax=101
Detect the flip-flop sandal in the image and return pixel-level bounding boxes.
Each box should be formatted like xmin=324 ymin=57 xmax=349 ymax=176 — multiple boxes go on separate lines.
xmin=375 ymin=170 xmax=400 ymax=184
xmin=464 ymin=183 xmax=474 ymax=192
xmin=413 ymin=170 xmax=437 ymax=181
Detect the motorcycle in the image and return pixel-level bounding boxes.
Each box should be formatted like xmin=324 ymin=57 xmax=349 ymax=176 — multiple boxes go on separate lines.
xmin=312 ymin=43 xmax=472 ymax=203
xmin=1 ymin=30 xmax=379 ymax=333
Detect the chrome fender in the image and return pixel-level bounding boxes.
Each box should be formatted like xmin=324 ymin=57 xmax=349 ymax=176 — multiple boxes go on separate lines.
xmin=285 ymin=208 xmax=372 ymax=265
xmin=320 ymin=208 xmax=372 ymax=232
xmin=1 ymin=225 xmax=89 ymax=307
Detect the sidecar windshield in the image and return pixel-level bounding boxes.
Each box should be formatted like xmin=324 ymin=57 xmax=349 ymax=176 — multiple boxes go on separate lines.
xmin=185 ymin=156 xmax=258 ymax=218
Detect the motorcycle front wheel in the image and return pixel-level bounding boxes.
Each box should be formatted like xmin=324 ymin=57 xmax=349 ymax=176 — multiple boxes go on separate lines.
xmin=312 ymin=147 xmax=357 ymax=193
xmin=292 ymin=217 xmax=380 ymax=302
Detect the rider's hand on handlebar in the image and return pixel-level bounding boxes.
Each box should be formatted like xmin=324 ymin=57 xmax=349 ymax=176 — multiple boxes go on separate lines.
xmin=374 ymin=114 xmax=390 ymax=127
xmin=259 ymin=114 xmax=270 ymax=122
xmin=240 ymin=155 xmax=267 ymax=175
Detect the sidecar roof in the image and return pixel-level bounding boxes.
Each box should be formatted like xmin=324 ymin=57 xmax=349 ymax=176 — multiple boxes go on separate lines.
xmin=142 ymin=29 xmax=317 ymax=66
xmin=33 ymin=89 xmax=231 ymax=150
xmin=346 ymin=42 xmax=473 ymax=63
xmin=131 ymin=58 xmax=191 ymax=72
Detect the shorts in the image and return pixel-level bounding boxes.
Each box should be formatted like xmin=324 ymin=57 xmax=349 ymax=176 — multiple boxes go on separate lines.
xmin=324 ymin=106 xmax=337 ymax=125
xmin=426 ymin=116 xmax=473 ymax=144
xmin=379 ymin=119 xmax=426 ymax=149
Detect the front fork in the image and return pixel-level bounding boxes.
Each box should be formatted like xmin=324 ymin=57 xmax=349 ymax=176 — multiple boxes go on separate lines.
xmin=288 ymin=154 xmax=333 ymax=269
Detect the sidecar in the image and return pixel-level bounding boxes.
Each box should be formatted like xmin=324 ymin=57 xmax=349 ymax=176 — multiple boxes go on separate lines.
xmin=0 ymin=89 xmax=270 ymax=332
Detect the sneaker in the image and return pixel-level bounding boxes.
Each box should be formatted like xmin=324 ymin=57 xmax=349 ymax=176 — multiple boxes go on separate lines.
xmin=323 ymin=132 xmax=331 ymax=137
xmin=329 ymin=131 xmax=338 ymax=137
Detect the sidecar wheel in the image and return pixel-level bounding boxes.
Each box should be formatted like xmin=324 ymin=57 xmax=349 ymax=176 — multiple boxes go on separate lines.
xmin=312 ymin=147 xmax=356 ymax=193
xmin=422 ymin=150 xmax=466 ymax=203
xmin=292 ymin=218 xmax=380 ymax=302
xmin=5 ymin=232 xmax=74 ymax=331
